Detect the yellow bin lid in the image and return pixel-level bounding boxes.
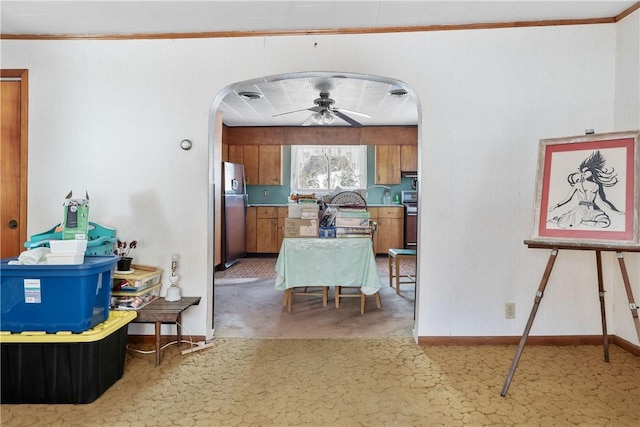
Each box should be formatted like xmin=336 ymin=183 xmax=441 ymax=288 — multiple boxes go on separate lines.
xmin=0 ymin=311 xmax=137 ymax=343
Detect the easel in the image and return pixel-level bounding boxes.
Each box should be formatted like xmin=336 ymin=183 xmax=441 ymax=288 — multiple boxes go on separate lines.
xmin=501 ymin=240 xmax=640 ymax=397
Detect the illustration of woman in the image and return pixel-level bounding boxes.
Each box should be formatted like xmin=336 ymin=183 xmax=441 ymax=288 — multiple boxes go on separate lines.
xmin=548 ymin=150 xmax=622 ymax=228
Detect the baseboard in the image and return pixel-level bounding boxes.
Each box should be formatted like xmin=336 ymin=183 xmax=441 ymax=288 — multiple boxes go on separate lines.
xmin=417 ymin=334 xmax=640 ymax=356
xmin=127 ymin=334 xmax=639 ymax=357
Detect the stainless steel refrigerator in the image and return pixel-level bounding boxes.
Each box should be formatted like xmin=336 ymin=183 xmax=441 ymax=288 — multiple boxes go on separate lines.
xmin=222 ymin=162 xmax=248 ymax=268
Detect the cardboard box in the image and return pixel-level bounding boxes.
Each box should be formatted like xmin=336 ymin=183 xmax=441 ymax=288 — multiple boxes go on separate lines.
xmin=62 ymin=192 xmax=89 ymax=240
xmin=288 ymin=203 xmax=319 ymax=219
xmin=284 ymin=219 xmax=318 ymax=237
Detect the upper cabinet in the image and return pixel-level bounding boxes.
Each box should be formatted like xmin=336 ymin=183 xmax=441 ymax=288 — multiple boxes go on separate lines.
xmin=228 ymin=144 xmax=259 ymax=185
xmin=375 ymin=145 xmax=401 ymax=184
xmin=224 ymin=125 xmax=417 ymax=186
xmin=258 ymin=145 xmax=282 ymax=185
xmin=400 ymin=145 xmax=417 ymax=172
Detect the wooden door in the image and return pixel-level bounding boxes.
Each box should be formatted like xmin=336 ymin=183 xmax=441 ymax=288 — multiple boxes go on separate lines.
xmin=1 ymin=70 xmax=28 ymax=258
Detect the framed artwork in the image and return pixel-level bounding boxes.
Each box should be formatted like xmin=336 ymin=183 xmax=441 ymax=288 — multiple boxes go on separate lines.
xmin=530 ymin=130 xmax=640 ymax=248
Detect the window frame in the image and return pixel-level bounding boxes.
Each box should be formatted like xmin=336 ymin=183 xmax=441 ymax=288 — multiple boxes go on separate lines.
xmin=290 ymin=145 xmax=367 ymax=196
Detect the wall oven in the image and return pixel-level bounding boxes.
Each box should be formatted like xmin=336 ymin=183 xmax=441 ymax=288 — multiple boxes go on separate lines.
xmin=401 ymin=190 xmax=417 ymax=249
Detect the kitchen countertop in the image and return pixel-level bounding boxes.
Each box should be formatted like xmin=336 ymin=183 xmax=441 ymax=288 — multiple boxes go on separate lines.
xmin=247 ymin=203 xmax=404 ymax=208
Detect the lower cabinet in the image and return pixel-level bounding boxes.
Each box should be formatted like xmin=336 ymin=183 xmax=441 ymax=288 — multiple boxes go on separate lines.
xmin=369 ymin=206 xmax=404 ymax=254
xmin=256 ymin=207 xmax=279 ymax=253
xmin=246 ymin=206 xmax=257 ymax=253
xmin=246 ymin=206 xmax=288 ymax=254
xmin=246 ymin=205 xmax=404 ymax=255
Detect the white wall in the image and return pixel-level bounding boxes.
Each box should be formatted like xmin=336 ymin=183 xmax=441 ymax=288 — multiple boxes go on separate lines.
xmin=1 ymin=16 xmax=638 ymax=343
xmin=613 ymin=10 xmax=640 ymax=345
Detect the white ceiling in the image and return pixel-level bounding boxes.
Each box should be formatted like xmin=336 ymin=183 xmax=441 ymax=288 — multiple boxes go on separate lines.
xmin=2 ymin=1 xmax=635 ymax=127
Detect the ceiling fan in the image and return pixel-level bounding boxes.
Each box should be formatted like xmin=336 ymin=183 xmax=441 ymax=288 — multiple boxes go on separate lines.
xmin=273 ymin=91 xmax=371 ymax=127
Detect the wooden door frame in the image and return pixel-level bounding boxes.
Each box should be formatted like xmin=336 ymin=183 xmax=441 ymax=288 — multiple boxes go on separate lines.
xmin=1 ymin=69 xmax=29 ymax=249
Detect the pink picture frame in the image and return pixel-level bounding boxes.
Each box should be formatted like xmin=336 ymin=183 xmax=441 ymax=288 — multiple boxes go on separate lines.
xmin=530 ymin=130 xmax=640 ymax=248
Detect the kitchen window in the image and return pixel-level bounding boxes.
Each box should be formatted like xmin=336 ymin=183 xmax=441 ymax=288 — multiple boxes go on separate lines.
xmin=290 ymin=145 xmax=367 ymax=195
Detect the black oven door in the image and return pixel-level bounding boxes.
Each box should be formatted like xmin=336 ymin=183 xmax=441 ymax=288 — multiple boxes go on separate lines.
xmin=404 ymin=204 xmax=417 ymax=249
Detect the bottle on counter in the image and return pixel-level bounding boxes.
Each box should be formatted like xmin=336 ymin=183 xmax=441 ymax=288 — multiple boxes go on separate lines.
xmin=382 ymin=190 xmax=391 ymax=205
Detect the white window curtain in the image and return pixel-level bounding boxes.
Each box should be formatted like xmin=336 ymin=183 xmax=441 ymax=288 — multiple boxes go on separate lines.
xmin=290 ymin=145 xmax=367 ymax=195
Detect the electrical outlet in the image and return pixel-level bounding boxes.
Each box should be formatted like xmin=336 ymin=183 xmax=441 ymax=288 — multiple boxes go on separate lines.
xmin=505 ymin=302 xmax=516 ymax=319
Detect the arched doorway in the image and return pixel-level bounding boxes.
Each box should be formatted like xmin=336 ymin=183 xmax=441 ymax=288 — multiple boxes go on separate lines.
xmin=209 ymin=71 xmax=422 ymax=340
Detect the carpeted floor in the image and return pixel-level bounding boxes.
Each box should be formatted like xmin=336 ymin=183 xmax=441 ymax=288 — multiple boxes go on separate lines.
xmin=2 ymin=338 xmax=638 ymax=426
xmin=3 ymin=256 xmax=638 ymax=425
xmin=213 ymin=256 xmax=416 ymax=338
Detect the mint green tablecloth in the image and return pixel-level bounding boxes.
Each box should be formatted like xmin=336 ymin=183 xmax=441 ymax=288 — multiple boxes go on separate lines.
xmin=275 ymin=238 xmax=381 ymax=295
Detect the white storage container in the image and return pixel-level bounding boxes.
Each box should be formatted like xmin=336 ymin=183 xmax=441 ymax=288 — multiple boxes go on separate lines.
xmin=49 ymin=239 xmax=88 ymax=254
xmin=46 ymin=253 xmax=85 ymax=265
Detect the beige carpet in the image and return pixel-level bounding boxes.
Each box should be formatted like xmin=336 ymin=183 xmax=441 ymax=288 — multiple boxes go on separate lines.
xmin=213 ymin=256 xmax=416 ymax=339
xmin=2 ymin=338 xmax=638 ymax=426
xmin=214 ymin=277 xmax=415 ymax=338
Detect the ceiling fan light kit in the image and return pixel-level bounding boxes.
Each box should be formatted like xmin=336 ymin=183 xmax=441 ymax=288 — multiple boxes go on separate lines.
xmin=312 ymin=110 xmax=335 ymax=125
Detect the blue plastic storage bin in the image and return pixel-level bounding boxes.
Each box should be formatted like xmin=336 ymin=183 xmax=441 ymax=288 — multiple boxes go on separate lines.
xmin=23 ymin=222 xmax=117 ymax=256
xmin=0 ymin=255 xmax=119 ymax=333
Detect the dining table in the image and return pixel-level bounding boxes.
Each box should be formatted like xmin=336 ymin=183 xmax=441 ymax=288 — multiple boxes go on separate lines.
xmin=275 ymin=237 xmax=381 ymax=312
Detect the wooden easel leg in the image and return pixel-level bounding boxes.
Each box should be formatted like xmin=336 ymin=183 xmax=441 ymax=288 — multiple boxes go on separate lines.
xmin=616 ymin=252 xmax=640 ymax=344
xmin=595 ymin=251 xmax=609 ymax=362
xmin=501 ymin=248 xmax=559 ymax=397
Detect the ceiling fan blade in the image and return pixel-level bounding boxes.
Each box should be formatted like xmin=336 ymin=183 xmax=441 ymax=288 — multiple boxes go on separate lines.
xmin=333 ymin=110 xmax=362 ymax=127
xmin=273 ymin=107 xmax=313 ymax=117
xmin=335 ymin=107 xmax=371 ymax=119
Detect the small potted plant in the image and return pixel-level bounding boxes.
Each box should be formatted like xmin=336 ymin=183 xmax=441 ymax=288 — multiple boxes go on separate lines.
xmin=114 ymin=239 xmax=137 ymax=272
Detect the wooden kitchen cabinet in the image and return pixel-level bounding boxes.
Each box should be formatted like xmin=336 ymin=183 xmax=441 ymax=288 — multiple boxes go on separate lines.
xmin=245 ymin=207 xmax=257 ymax=253
xmin=374 ymin=145 xmax=401 ymax=184
xmin=400 ymin=145 xmax=418 ymax=172
xmin=277 ymin=207 xmax=288 ymax=251
xmin=227 ymin=144 xmax=281 ymax=186
xmin=246 ymin=206 xmax=288 ymax=254
xmin=243 ymin=145 xmax=259 ymax=185
xmin=256 ymin=206 xmax=279 ymax=253
xmin=258 ymin=145 xmax=283 ymax=185
xmin=227 ymin=144 xmax=244 ymax=164
xmin=228 ymin=145 xmax=259 ymax=185
xmin=369 ymin=206 xmax=404 ymax=254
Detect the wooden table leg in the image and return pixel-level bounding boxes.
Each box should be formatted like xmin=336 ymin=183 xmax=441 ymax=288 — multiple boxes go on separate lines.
xmin=396 ymin=257 xmax=401 ymax=294
xmin=176 ymin=313 xmax=182 ymax=348
xmin=155 ymin=321 xmax=162 ymax=366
